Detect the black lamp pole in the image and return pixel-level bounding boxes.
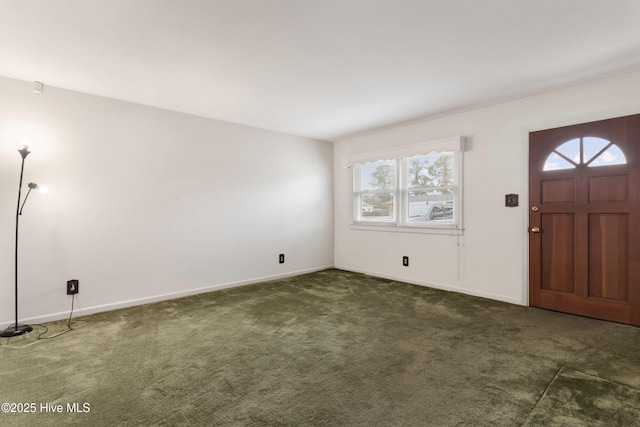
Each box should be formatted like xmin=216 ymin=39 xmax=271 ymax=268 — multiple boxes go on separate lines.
xmin=1 ymin=146 xmax=36 ymax=337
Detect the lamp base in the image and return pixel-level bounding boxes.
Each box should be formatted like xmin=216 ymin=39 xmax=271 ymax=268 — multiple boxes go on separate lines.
xmin=0 ymin=324 xmax=33 ymax=337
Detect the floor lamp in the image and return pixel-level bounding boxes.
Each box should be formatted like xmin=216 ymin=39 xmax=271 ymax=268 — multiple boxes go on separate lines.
xmin=1 ymin=144 xmax=47 ymax=337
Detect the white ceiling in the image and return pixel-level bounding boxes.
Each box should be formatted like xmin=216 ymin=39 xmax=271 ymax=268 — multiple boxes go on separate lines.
xmin=2 ymin=1 xmax=640 ymax=142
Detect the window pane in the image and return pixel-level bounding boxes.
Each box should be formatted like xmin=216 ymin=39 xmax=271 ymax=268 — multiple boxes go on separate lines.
xmin=582 ymin=137 xmax=610 ymax=163
xmin=360 ymin=161 xmax=396 ymax=191
xmin=543 ymin=152 xmax=575 ymax=171
xmin=588 ymin=144 xmax=627 ymax=167
xmin=408 ymin=191 xmax=454 ymax=223
xmin=543 ymin=137 xmax=627 ymax=171
xmin=360 ymin=193 xmax=395 ymax=221
xmin=555 ymin=138 xmax=581 ymax=164
xmin=406 ymin=152 xmax=454 ymax=189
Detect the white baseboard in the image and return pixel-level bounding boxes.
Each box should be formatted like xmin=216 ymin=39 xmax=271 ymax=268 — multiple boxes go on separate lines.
xmin=334 ymin=264 xmax=524 ymax=306
xmin=3 ymin=265 xmax=335 ymax=326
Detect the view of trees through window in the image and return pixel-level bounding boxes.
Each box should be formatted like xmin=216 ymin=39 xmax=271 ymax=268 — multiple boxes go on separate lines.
xmin=407 ymin=153 xmax=453 ymax=190
xmin=406 ymin=153 xmax=455 ymax=223
xmin=358 ymin=160 xmax=396 ymax=221
xmin=356 ymin=152 xmax=456 ymax=224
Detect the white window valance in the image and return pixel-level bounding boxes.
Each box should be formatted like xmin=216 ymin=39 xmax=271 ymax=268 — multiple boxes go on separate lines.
xmin=343 ymin=136 xmax=466 ymax=168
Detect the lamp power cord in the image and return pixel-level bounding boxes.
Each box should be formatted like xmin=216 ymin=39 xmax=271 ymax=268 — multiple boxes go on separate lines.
xmin=35 ymin=294 xmax=76 ymax=340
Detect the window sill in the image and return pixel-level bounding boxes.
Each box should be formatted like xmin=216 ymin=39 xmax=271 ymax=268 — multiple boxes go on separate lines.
xmin=350 ymin=223 xmax=464 ymax=235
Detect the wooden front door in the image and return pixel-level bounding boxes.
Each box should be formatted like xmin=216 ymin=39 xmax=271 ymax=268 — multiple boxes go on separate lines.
xmin=529 ymin=115 xmax=640 ymax=326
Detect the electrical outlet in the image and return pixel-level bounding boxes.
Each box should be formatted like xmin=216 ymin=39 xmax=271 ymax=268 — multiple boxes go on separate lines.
xmin=279 ymin=254 xmax=285 ymax=264
xmin=67 ymin=279 xmax=79 ymax=295
xmin=402 ymin=256 xmax=409 ymax=267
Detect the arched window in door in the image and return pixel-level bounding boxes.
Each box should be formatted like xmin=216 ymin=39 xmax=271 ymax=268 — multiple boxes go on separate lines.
xmin=543 ymin=136 xmax=627 ymax=171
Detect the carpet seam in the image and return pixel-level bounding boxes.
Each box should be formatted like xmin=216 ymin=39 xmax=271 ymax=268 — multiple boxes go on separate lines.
xmin=519 ymin=366 xmax=564 ymax=427
xmin=561 ymin=366 xmax=640 ymax=392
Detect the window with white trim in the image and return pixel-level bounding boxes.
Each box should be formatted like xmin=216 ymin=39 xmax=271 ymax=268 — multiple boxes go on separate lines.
xmin=348 ymin=136 xmax=465 ymax=230
xmin=354 ymin=160 xmax=397 ymax=223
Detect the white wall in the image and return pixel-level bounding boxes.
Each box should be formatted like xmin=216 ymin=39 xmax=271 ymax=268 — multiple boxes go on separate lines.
xmin=334 ymin=70 xmax=640 ymax=305
xmin=0 ymin=76 xmax=334 ymax=325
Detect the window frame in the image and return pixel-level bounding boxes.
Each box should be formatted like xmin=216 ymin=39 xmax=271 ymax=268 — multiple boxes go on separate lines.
xmin=348 ymin=136 xmax=465 ymax=234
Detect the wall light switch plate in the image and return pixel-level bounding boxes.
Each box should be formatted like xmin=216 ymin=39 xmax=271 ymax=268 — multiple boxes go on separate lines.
xmin=505 ymin=194 xmax=519 ymax=207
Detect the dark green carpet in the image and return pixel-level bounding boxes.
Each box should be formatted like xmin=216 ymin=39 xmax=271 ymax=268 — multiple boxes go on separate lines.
xmin=1 ymin=269 xmax=639 ymax=426
xmin=522 ymin=368 xmax=640 ymax=427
